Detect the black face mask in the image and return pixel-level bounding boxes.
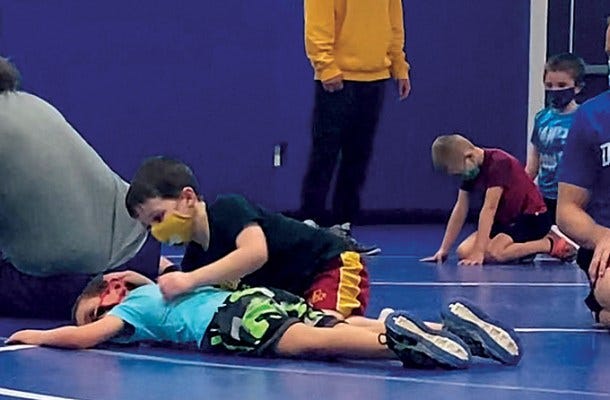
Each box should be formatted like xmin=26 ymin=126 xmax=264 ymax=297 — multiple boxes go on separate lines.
xmin=545 ymin=87 xmax=576 ymax=110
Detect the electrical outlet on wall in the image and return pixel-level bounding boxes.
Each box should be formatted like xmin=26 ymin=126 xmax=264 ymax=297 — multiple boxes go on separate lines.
xmin=273 ymin=142 xmax=287 ymax=167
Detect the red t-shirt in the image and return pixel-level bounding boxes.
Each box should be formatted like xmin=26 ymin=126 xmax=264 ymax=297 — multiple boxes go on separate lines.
xmin=460 ymin=149 xmax=547 ymax=225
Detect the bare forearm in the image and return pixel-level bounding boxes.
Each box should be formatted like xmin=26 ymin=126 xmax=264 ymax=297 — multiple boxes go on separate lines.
xmin=159 ymin=256 xmax=174 ymax=274
xmin=40 ymin=327 xmax=97 ymax=349
xmin=474 ymin=208 xmax=495 ymax=252
xmin=525 ymin=164 xmax=538 ymax=180
xmin=525 ymin=150 xmax=539 ymax=180
xmin=440 ymin=205 xmax=468 ymax=251
xmin=189 ymin=249 xmax=266 ymax=287
xmin=558 ymin=204 xmax=609 ymax=249
xmin=128 ymin=273 xmax=154 ymax=287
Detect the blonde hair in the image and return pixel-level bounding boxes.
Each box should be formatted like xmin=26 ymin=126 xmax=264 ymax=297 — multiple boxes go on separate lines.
xmin=431 ymin=134 xmax=475 ymax=171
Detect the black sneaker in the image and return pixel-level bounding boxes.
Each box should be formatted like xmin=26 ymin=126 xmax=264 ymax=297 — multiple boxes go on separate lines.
xmin=441 ymin=299 xmax=522 ymax=366
xmin=383 ymin=311 xmax=471 ymax=369
xmin=328 ymin=223 xmax=381 ymax=256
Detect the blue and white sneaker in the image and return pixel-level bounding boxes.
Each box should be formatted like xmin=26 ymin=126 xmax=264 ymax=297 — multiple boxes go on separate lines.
xmin=383 ymin=311 xmax=471 ymax=369
xmin=441 ymin=299 xmax=522 ymax=366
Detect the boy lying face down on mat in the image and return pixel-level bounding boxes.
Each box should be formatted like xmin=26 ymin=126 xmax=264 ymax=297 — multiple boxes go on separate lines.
xmin=6 ymin=271 xmax=522 ymax=370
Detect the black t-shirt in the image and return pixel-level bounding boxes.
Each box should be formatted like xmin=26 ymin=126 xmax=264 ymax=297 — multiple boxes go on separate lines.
xmin=181 ymin=195 xmax=348 ymax=295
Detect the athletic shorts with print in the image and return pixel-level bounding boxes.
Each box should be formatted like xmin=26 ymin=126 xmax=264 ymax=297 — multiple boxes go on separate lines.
xmin=304 ymin=251 xmax=370 ymax=317
xmin=201 ymin=287 xmax=339 ymax=356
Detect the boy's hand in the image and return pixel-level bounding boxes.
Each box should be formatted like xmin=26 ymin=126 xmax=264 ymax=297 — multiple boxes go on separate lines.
xmin=322 ymin=75 xmax=344 ymax=93
xmin=6 ymin=330 xmax=46 ymax=345
xmin=158 ymin=271 xmax=195 ymax=301
xmin=589 ymin=234 xmax=610 ymax=285
xmin=458 ymin=251 xmax=485 ymax=266
xmin=398 ymin=79 xmax=411 ymax=100
xmin=104 ymin=270 xmax=153 ymax=287
xmin=420 ymin=250 xmax=448 ymax=264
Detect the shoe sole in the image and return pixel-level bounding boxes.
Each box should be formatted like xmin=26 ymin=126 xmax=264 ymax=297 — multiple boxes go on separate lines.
xmin=386 ymin=311 xmax=471 ymax=369
xmin=360 ymin=248 xmax=381 ymax=256
xmin=442 ymin=300 xmax=522 ymax=365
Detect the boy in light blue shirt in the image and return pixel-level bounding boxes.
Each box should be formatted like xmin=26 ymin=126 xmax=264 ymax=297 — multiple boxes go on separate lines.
xmin=526 ymin=53 xmax=585 ymax=222
xmin=7 ymin=271 xmax=522 ymax=369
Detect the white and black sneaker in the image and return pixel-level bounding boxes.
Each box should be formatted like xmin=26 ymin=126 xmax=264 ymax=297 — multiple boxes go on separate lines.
xmin=383 ymin=311 xmax=472 ymax=369
xmin=441 ymin=299 xmax=522 ymax=366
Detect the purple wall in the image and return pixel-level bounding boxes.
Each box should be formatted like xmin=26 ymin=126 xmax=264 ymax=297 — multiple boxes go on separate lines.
xmin=1 ymin=0 xmax=531 ymax=216
xmin=548 ymin=0 xmax=610 ymax=101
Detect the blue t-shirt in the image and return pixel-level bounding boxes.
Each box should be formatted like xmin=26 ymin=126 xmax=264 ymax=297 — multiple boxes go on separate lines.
xmin=108 ymin=284 xmax=230 ymax=347
xmin=531 ymin=107 xmax=577 ymax=199
xmin=559 ymin=90 xmax=610 ymax=228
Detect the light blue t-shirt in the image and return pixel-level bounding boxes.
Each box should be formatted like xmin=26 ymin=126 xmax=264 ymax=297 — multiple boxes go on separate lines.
xmin=108 ymin=284 xmax=230 ymax=347
xmin=530 ymin=107 xmax=577 ymax=199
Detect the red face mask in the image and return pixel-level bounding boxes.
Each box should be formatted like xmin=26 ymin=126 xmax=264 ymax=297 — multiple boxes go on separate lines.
xmin=94 ymin=278 xmax=129 ymax=321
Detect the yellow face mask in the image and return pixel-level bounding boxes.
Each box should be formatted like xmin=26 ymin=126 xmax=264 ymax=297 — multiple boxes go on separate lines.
xmin=151 ymin=211 xmax=194 ymax=245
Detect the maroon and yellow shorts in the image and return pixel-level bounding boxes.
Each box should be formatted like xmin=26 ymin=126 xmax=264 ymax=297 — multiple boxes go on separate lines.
xmin=305 ymin=251 xmax=370 ymax=317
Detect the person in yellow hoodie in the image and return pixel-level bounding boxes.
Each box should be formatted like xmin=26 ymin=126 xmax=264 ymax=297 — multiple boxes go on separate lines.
xmin=300 ymin=0 xmax=411 ymax=231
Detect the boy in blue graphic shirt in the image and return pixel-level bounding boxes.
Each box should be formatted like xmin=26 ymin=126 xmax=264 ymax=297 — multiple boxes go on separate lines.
xmin=526 ymin=53 xmax=586 ymax=221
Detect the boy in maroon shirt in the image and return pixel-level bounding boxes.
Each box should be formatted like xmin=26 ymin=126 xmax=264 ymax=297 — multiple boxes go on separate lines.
xmin=422 ymin=134 xmax=575 ymax=265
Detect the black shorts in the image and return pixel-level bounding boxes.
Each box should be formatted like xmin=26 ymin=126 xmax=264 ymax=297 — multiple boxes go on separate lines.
xmin=491 ymin=212 xmax=552 ymax=243
xmin=201 ymin=287 xmax=339 ymax=356
xmin=576 ymin=248 xmax=603 ymax=320
xmin=543 ymin=198 xmax=557 ymax=224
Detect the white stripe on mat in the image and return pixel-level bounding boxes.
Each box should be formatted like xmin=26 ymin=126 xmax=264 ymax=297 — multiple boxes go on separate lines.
xmin=516 ymin=328 xmax=607 ymax=333
xmin=164 ymin=255 xmax=428 ymax=260
xmin=0 ymin=387 xmax=86 ymax=400
xmin=370 ymin=281 xmax=588 ymax=287
xmin=1 ymin=344 xmax=608 ymax=397
xmin=0 ymin=344 xmax=37 ymax=352
xmin=87 ymin=349 xmax=610 ymax=397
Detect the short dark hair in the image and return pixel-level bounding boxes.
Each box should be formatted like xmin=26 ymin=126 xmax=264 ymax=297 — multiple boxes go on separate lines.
xmin=71 ymin=275 xmax=107 ymax=324
xmin=0 ymin=57 xmax=20 ymax=93
xmin=125 ymin=156 xmax=201 ymax=218
xmin=544 ymin=53 xmax=586 ymax=87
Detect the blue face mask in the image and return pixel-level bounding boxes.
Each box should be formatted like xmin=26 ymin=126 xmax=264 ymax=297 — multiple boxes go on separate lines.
xmin=545 ymin=87 xmax=576 ymax=110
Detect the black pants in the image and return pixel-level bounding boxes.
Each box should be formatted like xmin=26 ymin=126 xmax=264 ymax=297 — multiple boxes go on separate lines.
xmin=300 ymin=80 xmax=387 ymax=225
xmin=0 ymin=235 xmax=160 ymax=320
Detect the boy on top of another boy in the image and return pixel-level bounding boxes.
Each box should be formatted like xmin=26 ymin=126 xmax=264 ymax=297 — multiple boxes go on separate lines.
xmin=422 ymin=134 xmax=575 ymax=266
xmin=124 ymin=156 xmax=371 ymax=325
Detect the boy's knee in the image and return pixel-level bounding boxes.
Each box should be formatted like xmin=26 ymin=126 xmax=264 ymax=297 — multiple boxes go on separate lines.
xmin=456 ymin=243 xmax=469 ymax=259
xmin=485 ymin=248 xmax=507 ymax=263
xmin=594 ymin=274 xmax=610 ymax=310
xmin=599 ymin=309 xmax=610 ymax=327
xmin=275 ymin=323 xmax=318 ymax=356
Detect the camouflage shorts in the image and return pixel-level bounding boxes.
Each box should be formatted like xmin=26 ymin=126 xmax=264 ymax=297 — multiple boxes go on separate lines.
xmin=201 ymin=287 xmax=339 ymax=356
